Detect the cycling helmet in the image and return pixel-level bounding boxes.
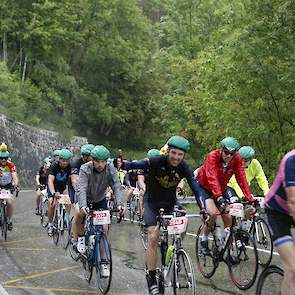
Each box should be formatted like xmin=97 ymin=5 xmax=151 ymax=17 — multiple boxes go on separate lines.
xmin=53 ymin=149 xmax=61 ymax=157
xmin=91 ymin=145 xmax=110 ymax=161
xmin=147 ymin=149 xmax=160 ymax=158
xmin=59 ymin=149 xmax=73 ymax=160
xmin=239 ymin=146 xmax=255 ymax=159
xmin=80 ymin=144 xmax=95 ymax=156
xmin=167 ymin=135 xmax=190 ymax=152
xmin=220 ymin=137 xmax=240 ymax=152
xmin=0 ymin=151 xmax=9 ymax=158
xmin=0 ymin=143 xmax=8 ymax=152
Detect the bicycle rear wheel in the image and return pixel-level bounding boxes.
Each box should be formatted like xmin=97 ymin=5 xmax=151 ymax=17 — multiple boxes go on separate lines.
xmin=174 ymin=249 xmax=196 ymax=295
xmin=195 ymin=224 xmax=218 ymax=278
xmin=227 ymin=229 xmax=258 ymax=290
xmin=82 ymin=252 xmax=93 ymax=283
xmin=140 ymin=223 xmax=148 ymax=250
xmin=60 ymin=211 xmax=70 ymax=249
xmin=251 ymin=218 xmax=273 ymax=267
xmin=96 ymin=235 xmax=112 ymax=294
xmin=256 ymin=265 xmax=283 ymax=295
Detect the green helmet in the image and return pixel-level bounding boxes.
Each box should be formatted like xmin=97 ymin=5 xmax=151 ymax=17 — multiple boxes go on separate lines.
xmin=53 ymin=149 xmax=61 ymax=157
xmin=220 ymin=137 xmax=240 ymax=152
xmin=147 ymin=149 xmax=160 ymax=158
xmin=167 ymin=135 xmax=190 ymax=152
xmin=43 ymin=157 xmax=51 ymax=164
xmin=0 ymin=151 xmax=9 ymax=158
xmin=91 ymin=145 xmax=110 ymax=161
xmin=239 ymin=146 xmax=255 ymax=159
xmin=80 ymin=144 xmax=95 ymax=156
xmin=59 ymin=149 xmax=73 ymax=160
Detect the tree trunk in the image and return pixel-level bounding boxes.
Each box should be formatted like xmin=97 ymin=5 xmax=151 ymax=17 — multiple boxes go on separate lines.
xmin=3 ymin=32 xmax=7 ymax=64
xmin=22 ymin=55 xmax=27 ymax=82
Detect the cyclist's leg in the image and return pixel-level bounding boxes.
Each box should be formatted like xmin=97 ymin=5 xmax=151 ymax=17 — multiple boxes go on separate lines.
xmin=221 ymin=188 xmax=234 ymax=228
xmin=36 ymin=188 xmax=42 ymax=213
xmin=7 ymin=191 xmax=15 ymax=230
xmin=47 ymin=191 xmax=56 ymax=235
xmin=144 ymin=201 xmax=160 ymax=291
xmin=72 ymin=205 xmax=86 ymax=241
xmin=266 ymin=209 xmax=295 ymax=295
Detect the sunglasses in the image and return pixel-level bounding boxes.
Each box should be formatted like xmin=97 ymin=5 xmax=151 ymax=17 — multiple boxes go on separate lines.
xmin=222 ymin=148 xmax=236 ymax=156
xmin=244 ymin=158 xmax=252 ymax=163
xmin=0 ymin=157 xmax=8 ymax=160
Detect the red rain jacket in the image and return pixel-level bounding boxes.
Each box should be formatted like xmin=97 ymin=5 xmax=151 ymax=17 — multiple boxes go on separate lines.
xmin=198 ymin=150 xmax=252 ymax=202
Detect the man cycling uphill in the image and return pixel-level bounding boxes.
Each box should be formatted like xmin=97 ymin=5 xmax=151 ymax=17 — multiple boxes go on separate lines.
xmin=47 ymin=149 xmax=73 ymax=236
xmin=73 ymin=145 xmax=124 ymax=276
xmin=122 ymin=136 xmax=205 ymax=295
xmin=0 ymin=149 xmax=19 ymax=230
xmin=264 ymin=150 xmax=295 ymax=295
xmin=69 ymin=144 xmax=94 ymax=204
xmin=197 ymin=137 xmax=254 ymax=254
xmin=35 ymin=157 xmax=51 ymax=215
xmin=228 ymin=145 xmax=269 ymax=197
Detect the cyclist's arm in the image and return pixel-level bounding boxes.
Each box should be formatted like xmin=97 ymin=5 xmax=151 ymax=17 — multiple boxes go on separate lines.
xmin=182 ymin=162 xmax=206 ymax=210
xmin=123 ymin=159 xmax=150 ymax=171
xmin=36 ymin=174 xmax=41 ymax=186
xmin=228 ymin=175 xmax=244 ymax=198
xmin=110 ymin=166 xmax=124 ymax=205
xmin=12 ymin=172 xmax=18 ymax=187
xmin=48 ymin=175 xmax=56 ymax=196
xmin=252 ymin=159 xmax=269 ymax=195
xmin=137 ymin=175 xmax=146 ymax=194
xmin=76 ymin=167 xmax=88 ymax=209
xmin=234 ymin=157 xmax=252 ymax=202
xmin=204 ymin=152 xmax=223 ymax=197
xmin=285 ymin=156 xmax=295 ymax=218
xmin=70 ymin=174 xmax=78 ymax=191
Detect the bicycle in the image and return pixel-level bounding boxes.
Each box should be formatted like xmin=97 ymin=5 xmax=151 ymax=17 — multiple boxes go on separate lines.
xmin=129 ymin=188 xmax=140 ymax=224
xmin=80 ymin=207 xmax=112 ymax=294
xmin=39 ymin=187 xmax=49 ymax=228
xmin=195 ymin=198 xmax=259 ymax=290
xmin=0 ymin=189 xmax=11 ymax=240
xmin=256 ymin=264 xmax=284 ymax=294
xmin=243 ymin=196 xmax=273 ymax=267
xmin=155 ymin=206 xmax=196 ymax=295
xmin=52 ymin=194 xmax=71 ymax=249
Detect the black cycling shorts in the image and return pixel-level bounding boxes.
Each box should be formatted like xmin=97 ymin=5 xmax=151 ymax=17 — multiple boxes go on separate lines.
xmin=87 ymin=198 xmax=108 ymax=211
xmin=265 ymin=208 xmax=295 ymax=247
xmin=0 ymin=183 xmax=14 ymax=193
xmin=144 ymin=201 xmax=175 ymax=227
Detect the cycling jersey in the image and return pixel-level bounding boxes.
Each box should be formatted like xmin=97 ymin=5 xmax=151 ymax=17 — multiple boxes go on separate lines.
xmin=228 ymin=158 xmax=269 ymax=197
xmin=123 ymin=155 xmax=205 ymax=209
xmin=197 ymin=149 xmax=252 ymax=201
xmin=0 ymin=161 xmax=16 ymax=186
xmin=117 ymin=169 xmax=127 ymax=185
xmin=37 ymin=166 xmax=48 ymax=186
xmin=48 ymin=161 xmax=71 ymax=194
xmin=71 ymin=158 xmax=85 ymax=175
xmin=265 ymin=150 xmax=295 ymax=216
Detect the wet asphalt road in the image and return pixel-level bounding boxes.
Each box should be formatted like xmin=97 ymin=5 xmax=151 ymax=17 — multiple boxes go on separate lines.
xmin=0 ymin=191 xmax=282 ymax=295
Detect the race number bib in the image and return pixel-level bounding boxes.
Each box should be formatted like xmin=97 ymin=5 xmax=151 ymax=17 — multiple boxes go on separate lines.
xmin=93 ymin=210 xmax=111 ymax=225
xmin=167 ymin=216 xmax=188 ymax=235
xmin=58 ymin=194 xmax=71 ymax=205
xmin=0 ymin=190 xmax=11 ymax=200
xmin=229 ymin=203 xmax=244 ymax=218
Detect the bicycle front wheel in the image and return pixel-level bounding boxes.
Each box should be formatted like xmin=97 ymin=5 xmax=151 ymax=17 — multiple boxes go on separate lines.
xmin=227 ymin=229 xmax=258 ymax=290
xmin=60 ymin=211 xmax=71 ymax=249
xmin=1 ymin=205 xmax=8 ymax=240
xmin=173 ymin=248 xmax=196 ymax=295
xmin=41 ymin=200 xmax=48 ymax=228
xmin=256 ymin=265 xmax=283 ymax=295
xmin=52 ymin=215 xmax=59 ymax=245
xmin=96 ymin=235 xmax=112 ymax=294
xmin=195 ymin=224 xmax=218 ymax=278
xmin=251 ymin=218 xmax=273 ymax=267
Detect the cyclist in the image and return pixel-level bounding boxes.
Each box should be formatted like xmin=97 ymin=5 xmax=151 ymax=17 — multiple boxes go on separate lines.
xmin=126 ymin=163 xmax=140 ymax=210
xmin=264 ymin=150 xmax=295 ymax=295
xmin=47 ymin=149 xmax=73 ymax=236
xmin=73 ymin=145 xmax=124 ymax=276
xmin=35 ymin=157 xmax=51 ymax=215
xmin=0 ymin=149 xmax=19 ymax=230
xmin=197 ymin=137 xmax=254 ymax=254
xmin=228 ymin=145 xmax=269 ymax=197
xmin=52 ymin=149 xmax=61 ymax=162
xmin=69 ymin=144 xmax=94 ymax=204
xmin=113 ymin=156 xmax=127 ymax=185
xmin=122 ymin=136 xmax=205 ymax=295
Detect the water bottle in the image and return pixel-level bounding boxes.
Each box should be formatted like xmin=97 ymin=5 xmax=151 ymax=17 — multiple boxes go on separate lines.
xmin=165 ymin=245 xmax=174 ymax=266
xmin=214 ymin=225 xmax=222 ymax=247
xmin=222 ymin=227 xmax=231 ymax=247
xmin=89 ymin=235 xmax=95 ymax=250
